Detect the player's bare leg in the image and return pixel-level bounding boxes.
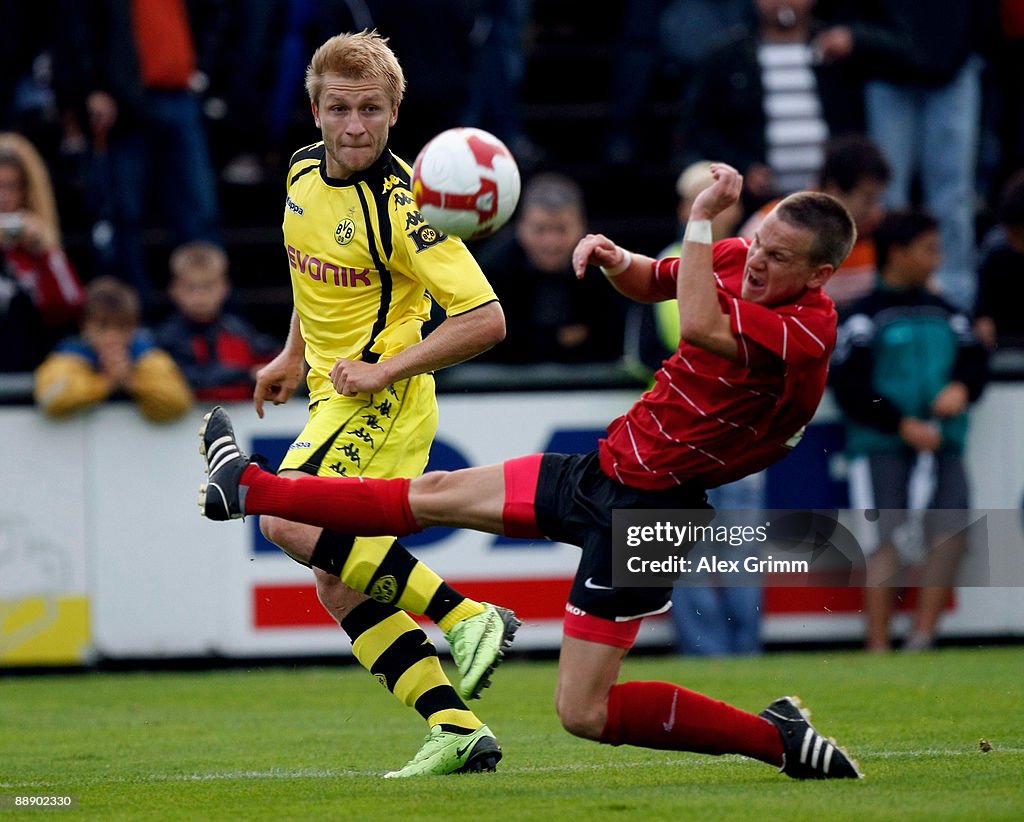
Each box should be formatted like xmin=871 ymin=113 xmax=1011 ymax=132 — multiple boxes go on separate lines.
xmin=562 ymin=624 xmax=861 ymax=778
xmin=408 ymin=464 xmax=508 ymax=533
xmin=554 ymin=636 xmax=627 ymax=739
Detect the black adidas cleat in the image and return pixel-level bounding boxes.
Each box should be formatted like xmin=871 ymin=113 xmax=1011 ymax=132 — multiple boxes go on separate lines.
xmin=759 ymin=696 xmax=863 ymax=779
xmin=198 ymin=406 xmax=252 ymax=521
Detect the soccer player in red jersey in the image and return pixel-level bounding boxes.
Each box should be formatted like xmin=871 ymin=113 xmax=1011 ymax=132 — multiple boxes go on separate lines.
xmin=200 ymin=164 xmax=864 ymax=779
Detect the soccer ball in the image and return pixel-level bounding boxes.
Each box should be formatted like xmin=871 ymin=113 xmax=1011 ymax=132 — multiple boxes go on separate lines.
xmin=412 ymin=127 xmax=521 ymax=240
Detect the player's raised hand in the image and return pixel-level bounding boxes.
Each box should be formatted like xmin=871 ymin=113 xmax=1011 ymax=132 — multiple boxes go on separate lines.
xmin=690 ymin=163 xmax=743 ymax=222
xmin=572 ymin=233 xmax=621 ymax=280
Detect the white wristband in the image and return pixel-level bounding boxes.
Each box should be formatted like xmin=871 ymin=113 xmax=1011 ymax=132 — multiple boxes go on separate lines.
xmin=600 ymin=249 xmax=632 ymax=278
xmin=684 ymin=219 xmax=713 ymax=245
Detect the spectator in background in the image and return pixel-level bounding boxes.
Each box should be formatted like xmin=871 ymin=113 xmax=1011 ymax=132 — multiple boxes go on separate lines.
xmin=814 ymin=1 xmax=1001 ymax=312
xmin=461 ymin=0 xmax=537 ymax=166
xmin=221 ymin=0 xmax=375 ymax=184
xmin=475 ymin=173 xmax=626 ymax=365
xmin=0 ymin=132 xmax=84 ymax=373
xmin=34 ymin=276 xmax=192 ymax=422
xmin=974 ymin=170 xmax=1024 ymax=352
xmin=662 ymin=161 xmax=745 ymax=255
xmin=830 ymin=209 xmax=988 ymax=651
xmin=52 ymin=0 xmax=225 ymax=309
xmin=605 ymin=0 xmax=750 ymax=168
xmin=990 ymin=0 xmax=1024 ymax=188
xmin=156 ymin=241 xmax=280 ymax=401
xmin=741 ymin=134 xmax=891 ymax=311
xmin=679 ymin=0 xmax=864 ymax=213
xmin=373 ymin=4 xmax=478 ymax=159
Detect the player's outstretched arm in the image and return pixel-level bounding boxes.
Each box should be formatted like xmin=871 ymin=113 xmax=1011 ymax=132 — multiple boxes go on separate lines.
xmin=330 ymin=301 xmax=506 ymax=396
xmin=572 ymin=233 xmax=661 ymax=303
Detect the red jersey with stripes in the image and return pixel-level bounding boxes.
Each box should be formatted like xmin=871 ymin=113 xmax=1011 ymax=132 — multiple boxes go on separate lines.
xmin=599 ymin=236 xmax=836 ymax=490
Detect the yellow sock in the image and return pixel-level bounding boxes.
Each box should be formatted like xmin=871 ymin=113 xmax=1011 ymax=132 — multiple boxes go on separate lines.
xmin=437 ymin=599 xmax=486 ymax=633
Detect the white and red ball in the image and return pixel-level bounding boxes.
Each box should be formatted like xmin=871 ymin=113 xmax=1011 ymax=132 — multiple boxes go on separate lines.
xmin=412 ymin=127 xmax=521 ymax=240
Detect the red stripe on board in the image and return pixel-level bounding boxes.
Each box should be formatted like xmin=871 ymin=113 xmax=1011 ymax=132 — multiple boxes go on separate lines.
xmin=763 ymin=585 xmax=955 ymax=614
xmin=253 ymin=579 xmax=954 ymax=629
xmin=253 ymin=577 xmax=574 ymax=628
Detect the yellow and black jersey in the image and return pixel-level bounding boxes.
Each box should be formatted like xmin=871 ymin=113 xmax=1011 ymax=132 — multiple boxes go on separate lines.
xmin=283 ymin=143 xmax=497 ymax=403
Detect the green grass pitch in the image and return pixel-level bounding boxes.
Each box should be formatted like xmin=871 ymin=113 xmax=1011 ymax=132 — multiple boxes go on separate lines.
xmin=2 ymin=647 xmax=1022 ymax=820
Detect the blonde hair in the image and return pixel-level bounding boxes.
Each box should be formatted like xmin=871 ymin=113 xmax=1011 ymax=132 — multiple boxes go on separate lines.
xmin=675 ymin=161 xmax=716 ymax=201
xmin=0 ymin=131 xmax=61 ymax=248
xmin=169 ymin=240 xmax=229 ymax=283
xmin=305 ymin=29 xmax=406 ymax=106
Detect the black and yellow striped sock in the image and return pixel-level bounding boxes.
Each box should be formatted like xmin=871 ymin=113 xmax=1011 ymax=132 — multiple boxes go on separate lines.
xmin=340 ymin=598 xmax=481 ymax=732
xmin=312 ymin=530 xmax=485 ymax=632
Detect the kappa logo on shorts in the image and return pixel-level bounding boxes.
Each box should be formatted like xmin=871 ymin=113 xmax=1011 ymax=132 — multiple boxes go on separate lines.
xmin=287 ymin=441 xmax=312 ymax=450
xmin=370 ymin=575 xmax=399 ymax=604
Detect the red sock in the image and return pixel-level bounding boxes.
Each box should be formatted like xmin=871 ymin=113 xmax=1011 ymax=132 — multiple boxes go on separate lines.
xmin=600 ymin=681 xmax=783 ymax=765
xmin=240 ymin=464 xmax=420 ymax=535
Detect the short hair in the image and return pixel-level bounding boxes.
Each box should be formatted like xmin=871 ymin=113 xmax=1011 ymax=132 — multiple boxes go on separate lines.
xmin=998 ymin=169 xmax=1024 ymax=227
xmin=873 ymin=208 xmax=939 ymax=270
xmin=169 ymin=241 xmax=229 ymax=282
xmin=675 ymin=161 xmax=715 ymax=200
xmin=83 ymin=276 xmax=140 ymax=329
xmin=305 ymin=29 xmax=406 ymax=106
xmin=519 ymin=172 xmax=585 ymax=217
xmin=774 ymin=191 xmax=857 ymax=269
xmin=818 ymin=133 xmax=891 ymax=193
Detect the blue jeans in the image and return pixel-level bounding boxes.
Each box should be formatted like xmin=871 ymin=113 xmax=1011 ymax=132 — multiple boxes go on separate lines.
xmin=866 ymin=57 xmax=983 ymax=312
xmin=106 ymin=89 xmax=220 ymax=305
xmin=670 ymin=472 xmax=765 ymax=655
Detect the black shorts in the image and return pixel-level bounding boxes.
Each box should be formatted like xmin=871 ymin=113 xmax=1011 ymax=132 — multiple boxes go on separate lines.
xmin=533 ymin=451 xmax=709 ymax=621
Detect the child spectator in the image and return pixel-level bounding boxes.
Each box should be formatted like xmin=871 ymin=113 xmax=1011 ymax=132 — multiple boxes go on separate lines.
xmin=34 ymin=276 xmax=192 ymax=422
xmin=830 ymin=209 xmax=989 ymax=651
xmin=155 ymin=241 xmax=281 ymax=401
xmin=0 ymin=132 xmax=85 ymax=372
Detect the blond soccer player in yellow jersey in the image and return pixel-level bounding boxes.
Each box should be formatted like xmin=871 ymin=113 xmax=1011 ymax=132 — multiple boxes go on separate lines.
xmin=237 ymin=30 xmax=517 ymax=777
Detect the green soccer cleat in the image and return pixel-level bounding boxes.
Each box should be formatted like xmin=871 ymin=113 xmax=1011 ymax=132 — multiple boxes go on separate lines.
xmin=383 ymin=724 xmax=502 ymax=778
xmin=446 ymin=603 xmax=521 ymax=700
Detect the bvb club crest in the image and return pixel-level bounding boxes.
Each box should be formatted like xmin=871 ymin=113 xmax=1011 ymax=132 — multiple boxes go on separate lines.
xmin=370 ymin=575 xmax=398 ymax=604
xmin=335 ymin=217 xmax=356 ymax=245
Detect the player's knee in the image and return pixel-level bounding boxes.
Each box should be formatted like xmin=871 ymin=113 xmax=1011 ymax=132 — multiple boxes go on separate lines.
xmin=258 ymin=514 xmax=285 ymax=546
xmin=259 ymin=515 xmax=308 ymax=559
xmin=554 ymin=695 xmax=605 ymax=740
